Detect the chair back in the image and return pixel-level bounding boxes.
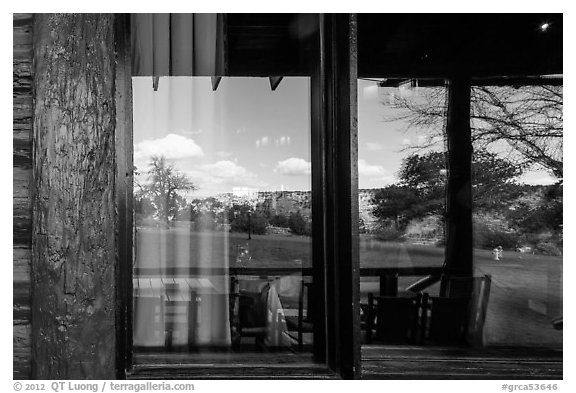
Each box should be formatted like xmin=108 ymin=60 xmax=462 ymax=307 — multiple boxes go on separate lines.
xmin=423 ymin=274 xmax=492 ymax=345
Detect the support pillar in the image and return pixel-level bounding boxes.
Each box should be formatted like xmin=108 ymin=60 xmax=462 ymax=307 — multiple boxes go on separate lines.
xmin=32 ymin=14 xmax=117 ymax=379
xmin=443 ymin=76 xmax=473 ymax=296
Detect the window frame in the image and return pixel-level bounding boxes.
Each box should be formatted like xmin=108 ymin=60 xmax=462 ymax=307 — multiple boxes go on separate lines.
xmin=114 ymin=13 xmax=361 ymax=379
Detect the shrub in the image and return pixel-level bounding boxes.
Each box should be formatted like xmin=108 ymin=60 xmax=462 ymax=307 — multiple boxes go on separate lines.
xmin=474 ymin=222 xmax=519 ymax=250
xmin=288 ymin=212 xmax=311 ymax=236
xmin=193 ymin=212 xmax=217 ymax=231
xmin=535 ymin=241 xmax=562 ymax=256
xmin=404 ymin=215 xmax=443 ymax=239
xmin=269 ymin=214 xmax=290 ymax=228
xmin=230 ymin=211 xmax=269 ymax=235
xmin=249 ymin=214 xmax=269 ymax=235
xmin=373 ymin=225 xmax=404 ymax=242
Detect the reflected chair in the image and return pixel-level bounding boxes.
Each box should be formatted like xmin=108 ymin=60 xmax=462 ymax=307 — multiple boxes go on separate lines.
xmin=365 ymin=292 xmax=421 ymax=344
xmin=229 ymin=280 xmax=270 ymax=349
xmin=420 ymin=274 xmax=492 ymax=345
xmin=163 ymin=282 xmax=198 ymax=351
xmin=283 ymin=280 xmax=313 ymax=351
xmin=420 ymin=293 xmax=470 ymax=344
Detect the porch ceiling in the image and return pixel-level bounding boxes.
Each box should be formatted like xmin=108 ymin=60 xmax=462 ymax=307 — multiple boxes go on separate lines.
xmin=225 ymin=13 xmax=562 ymax=79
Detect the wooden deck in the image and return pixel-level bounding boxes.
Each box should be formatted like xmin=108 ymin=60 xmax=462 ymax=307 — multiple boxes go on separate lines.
xmin=361 ymin=345 xmax=563 ymax=379
xmin=128 ymin=351 xmax=338 ymax=379
xmin=127 ymin=345 xmax=562 ymax=379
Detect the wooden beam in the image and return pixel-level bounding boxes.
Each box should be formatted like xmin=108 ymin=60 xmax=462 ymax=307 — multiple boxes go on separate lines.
xmin=443 ymin=76 xmax=474 ymax=291
xmin=211 ymin=76 xmax=222 ymax=91
xmin=269 ymin=76 xmax=283 ymax=91
xmin=316 ymin=13 xmax=361 ymax=379
xmin=377 ymin=75 xmax=563 ymax=88
xmin=114 ymin=13 xmax=133 ymax=379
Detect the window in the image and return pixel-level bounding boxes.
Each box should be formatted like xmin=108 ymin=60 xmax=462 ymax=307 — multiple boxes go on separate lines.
xmin=356 ymin=78 xmax=563 ymax=352
xmin=131 ymin=77 xmax=317 ymax=362
xmin=357 ymin=80 xmax=449 ymax=345
xmin=469 ymin=83 xmax=563 ymax=347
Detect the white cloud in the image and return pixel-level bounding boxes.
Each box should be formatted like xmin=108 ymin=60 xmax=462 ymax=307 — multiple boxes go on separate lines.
xmin=215 ymin=151 xmax=234 ymax=158
xmin=201 ymin=160 xmax=252 ymax=179
xmin=358 ymin=159 xmax=386 ymax=177
xmin=275 ymin=157 xmax=311 ymax=176
xmin=365 ymin=142 xmax=383 ymax=151
xmin=186 ymin=161 xmax=268 ymax=196
xmin=358 ymin=160 xmax=386 ymax=177
xmin=134 ymin=133 xmax=204 ymax=164
xmin=357 ymin=160 xmax=396 ymax=188
xmin=359 ymin=175 xmax=396 ymax=189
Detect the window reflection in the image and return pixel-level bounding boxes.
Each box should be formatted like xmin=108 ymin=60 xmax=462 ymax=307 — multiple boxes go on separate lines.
xmin=357 ymin=79 xmax=563 ymax=349
xmin=132 ymin=77 xmax=313 ymax=355
xmin=470 ymin=85 xmax=563 ymax=347
xmin=358 ymin=80 xmax=448 ymax=344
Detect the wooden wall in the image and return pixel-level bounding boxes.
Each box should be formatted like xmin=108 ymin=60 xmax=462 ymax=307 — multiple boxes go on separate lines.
xmin=13 ymin=13 xmax=34 ymax=380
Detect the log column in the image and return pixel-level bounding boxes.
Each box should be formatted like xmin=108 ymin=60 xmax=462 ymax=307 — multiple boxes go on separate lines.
xmin=32 ymin=14 xmax=117 ymax=379
xmin=443 ymin=76 xmax=473 ymax=295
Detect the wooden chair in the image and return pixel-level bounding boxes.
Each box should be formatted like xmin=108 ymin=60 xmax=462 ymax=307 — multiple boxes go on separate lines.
xmin=284 ymin=280 xmax=313 ymax=351
xmin=420 ymin=293 xmax=470 ymax=344
xmin=421 ymin=274 xmax=492 ymax=345
xmin=365 ymin=292 xmax=421 ymax=344
xmin=163 ymin=282 xmax=198 ymax=351
xmin=229 ymin=279 xmax=270 ymax=349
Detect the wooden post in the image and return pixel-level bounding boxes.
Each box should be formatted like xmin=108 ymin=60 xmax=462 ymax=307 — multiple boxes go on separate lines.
xmin=443 ymin=76 xmax=473 ymax=296
xmin=114 ymin=13 xmax=133 ymax=379
xmin=32 ymin=14 xmax=117 ymax=379
xmin=380 ymin=273 xmax=398 ymax=296
xmin=315 ymin=13 xmax=360 ymax=379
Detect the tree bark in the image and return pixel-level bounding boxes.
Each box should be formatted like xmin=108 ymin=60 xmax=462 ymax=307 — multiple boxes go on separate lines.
xmin=32 ymin=14 xmax=117 ymax=379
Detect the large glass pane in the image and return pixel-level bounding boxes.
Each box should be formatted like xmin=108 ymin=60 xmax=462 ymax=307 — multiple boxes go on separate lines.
xmin=470 ymin=84 xmax=563 ymax=347
xmin=131 ymin=77 xmax=314 ymax=360
xmin=357 ymin=79 xmax=448 ymax=344
xmin=357 ymin=79 xmax=563 ymax=351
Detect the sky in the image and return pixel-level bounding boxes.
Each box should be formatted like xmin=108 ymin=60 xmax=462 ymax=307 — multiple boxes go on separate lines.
xmin=133 ymin=77 xmax=312 ymax=197
xmin=132 ymin=77 xmax=556 ymax=199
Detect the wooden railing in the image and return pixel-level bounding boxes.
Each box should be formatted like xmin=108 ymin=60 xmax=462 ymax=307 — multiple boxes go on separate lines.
xmin=134 ymin=266 xmax=445 ymax=294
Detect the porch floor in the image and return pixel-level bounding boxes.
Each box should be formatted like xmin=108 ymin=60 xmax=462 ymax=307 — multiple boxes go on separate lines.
xmin=127 ymin=345 xmax=562 ymax=379
xmin=361 ymin=345 xmax=563 ymax=379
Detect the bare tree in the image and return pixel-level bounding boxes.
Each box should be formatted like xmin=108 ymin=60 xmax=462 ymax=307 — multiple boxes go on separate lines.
xmin=139 ymin=155 xmax=197 ymax=226
xmin=389 ymin=84 xmax=563 ymax=179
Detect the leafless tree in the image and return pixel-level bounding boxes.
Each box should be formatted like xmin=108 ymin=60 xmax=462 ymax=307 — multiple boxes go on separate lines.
xmin=139 ymin=155 xmax=197 ymax=226
xmin=389 ymin=84 xmax=563 ymax=179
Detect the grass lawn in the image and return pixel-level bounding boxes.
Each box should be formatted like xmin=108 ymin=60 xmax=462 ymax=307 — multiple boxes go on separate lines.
xmin=135 ymin=228 xmax=563 ymax=347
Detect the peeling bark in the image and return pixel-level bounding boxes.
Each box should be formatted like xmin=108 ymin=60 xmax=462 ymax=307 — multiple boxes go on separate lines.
xmin=32 ymin=14 xmax=117 ymax=379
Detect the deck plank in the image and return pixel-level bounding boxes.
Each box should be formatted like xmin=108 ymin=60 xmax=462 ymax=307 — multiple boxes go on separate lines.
xmin=361 ymin=346 xmax=562 ymax=379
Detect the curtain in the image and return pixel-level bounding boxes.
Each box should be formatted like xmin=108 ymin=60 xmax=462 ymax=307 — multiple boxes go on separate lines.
xmin=131 ymin=13 xmax=226 ymax=77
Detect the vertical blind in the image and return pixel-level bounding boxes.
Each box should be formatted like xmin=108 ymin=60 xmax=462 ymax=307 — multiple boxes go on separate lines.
xmin=131 ymin=13 xmax=226 ymax=77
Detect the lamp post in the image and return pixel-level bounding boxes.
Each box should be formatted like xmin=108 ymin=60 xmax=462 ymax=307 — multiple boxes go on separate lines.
xmin=247 ymin=209 xmax=252 ymax=240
